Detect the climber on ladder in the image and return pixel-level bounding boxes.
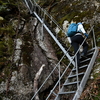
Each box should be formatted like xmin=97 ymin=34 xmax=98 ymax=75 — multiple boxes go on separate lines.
xmin=67 ymin=21 xmax=88 ymax=68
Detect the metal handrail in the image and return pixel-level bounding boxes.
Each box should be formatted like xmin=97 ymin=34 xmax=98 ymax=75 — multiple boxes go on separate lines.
xmin=92 ymin=27 xmax=96 ymax=47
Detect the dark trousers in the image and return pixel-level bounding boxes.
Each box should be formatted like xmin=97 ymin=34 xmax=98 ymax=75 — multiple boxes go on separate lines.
xmin=71 ymin=35 xmax=88 ymax=66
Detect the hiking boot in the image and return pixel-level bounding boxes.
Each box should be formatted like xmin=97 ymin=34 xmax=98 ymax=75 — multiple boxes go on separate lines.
xmin=80 ymin=52 xmax=87 ymax=59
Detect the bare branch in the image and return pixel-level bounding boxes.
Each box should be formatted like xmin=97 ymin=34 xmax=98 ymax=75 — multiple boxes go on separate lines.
xmin=34 ymin=64 xmax=45 ymax=100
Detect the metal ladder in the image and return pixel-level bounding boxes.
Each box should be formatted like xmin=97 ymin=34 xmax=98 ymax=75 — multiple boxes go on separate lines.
xmin=23 ymin=0 xmax=99 ymax=100
xmin=54 ymin=47 xmax=99 ymax=100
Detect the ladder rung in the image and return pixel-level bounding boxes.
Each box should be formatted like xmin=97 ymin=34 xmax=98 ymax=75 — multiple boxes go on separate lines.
xmin=59 ymin=91 xmax=76 ymax=94
xmin=79 ymin=64 xmax=88 ymax=69
xmin=87 ymin=52 xmax=94 ymax=56
xmin=53 ymin=92 xmax=57 ymax=96
xmin=64 ymin=81 xmax=80 ymax=86
xmin=87 ymin=48 xmax=95 ymax=53
xmin=68 ymin=72 xmax=84 ymax=78
xmin=80 ymin=52 xmax=93 ymax=60
xmin=72 ymin=65 xmax=88 ymax=71
xmin=80 ymin=58 xmax=91 ymax=63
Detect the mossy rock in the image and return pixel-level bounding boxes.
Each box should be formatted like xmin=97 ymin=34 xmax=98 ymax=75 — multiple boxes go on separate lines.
xmin=0 ymin=26 xmax=15 ymax=36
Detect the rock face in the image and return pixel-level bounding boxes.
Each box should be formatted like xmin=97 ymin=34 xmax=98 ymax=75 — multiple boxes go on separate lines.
xmin=0 ymin=0 xmax=100 ymax=100
xmin=29 ymin=17 xmax=59 ymax=91
xmin=0 ymin=16 xmax=59 ymax=100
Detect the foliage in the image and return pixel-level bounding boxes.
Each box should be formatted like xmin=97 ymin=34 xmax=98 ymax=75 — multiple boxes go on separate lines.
xmin=80 ymin=77 xmax=100 ymax=100
xmin=0 ymin=0 xmax=19 ymax=84
xmin=0 ymin=0 xmax=19 ymax=19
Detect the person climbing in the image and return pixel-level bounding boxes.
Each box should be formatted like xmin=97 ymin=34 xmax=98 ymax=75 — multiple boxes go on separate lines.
xmin=67 ymin=22 xmax=88 ymax=68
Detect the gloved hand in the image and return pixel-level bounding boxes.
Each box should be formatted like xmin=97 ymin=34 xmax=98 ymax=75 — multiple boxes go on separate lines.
xmin=84 ymin=33 xmax=88 ymax=38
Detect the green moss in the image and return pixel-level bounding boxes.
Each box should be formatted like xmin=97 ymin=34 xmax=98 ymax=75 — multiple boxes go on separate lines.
xmin=0 ymin=26 xmax=15 ymax=36
xmin=0 ymin=41 xmax=7 ymax=51
xmin=93 ymin=73 xmax=100 ymax=79
xmin=59 ymin=11 xmax=78 ymax=24
xmin=6 ymin=38 xmax=14 ymax=54
xmin=97 ymin=57 xmax=100 ymax=62
xmin=58 ymin=30 xmax=64 ymax=37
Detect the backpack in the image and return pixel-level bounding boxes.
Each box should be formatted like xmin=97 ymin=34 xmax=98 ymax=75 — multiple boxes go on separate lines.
xmin=67 ymin=23 xmax=78 ymax=37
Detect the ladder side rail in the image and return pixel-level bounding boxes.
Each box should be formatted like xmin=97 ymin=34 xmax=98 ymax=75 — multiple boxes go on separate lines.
xmin=24 ymin=0 xmax=38 ymax=14
xmin=75 ymin=56 xmax=79 ymax=88
xmin=29 ymin=0 xmax=33 ymax=13
xmin=73 ymin=47 xmax=99 ymax=100
xmin=24 ymin=0 xmax=31 ymax=13
xmin=25 ymin=0 xmax=39 ymax=15
xmin=58 ymin=63 xmax=61 ymax=91
xmin=88 ymin=26 xmax=95 ymax=48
